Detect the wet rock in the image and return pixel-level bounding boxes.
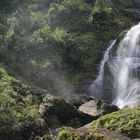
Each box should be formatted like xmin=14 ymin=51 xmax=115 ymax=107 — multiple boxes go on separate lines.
xmin=78 ymin=99 xmax=119 ymax=116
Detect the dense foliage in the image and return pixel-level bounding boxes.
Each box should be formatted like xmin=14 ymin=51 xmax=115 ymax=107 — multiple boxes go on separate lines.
xmin=0 ymin=0 xmax=136 ymax=94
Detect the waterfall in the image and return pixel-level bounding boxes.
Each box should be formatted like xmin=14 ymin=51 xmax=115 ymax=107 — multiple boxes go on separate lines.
xmin=90 ymin=23 xmax=140 ymax=108
xmin=94 ymin=40 xmax=116 ymax=85
xmin=110 ymin=23 xmax=140 ymax=108
xmin=89 ymin=40 xmax=116 ymax=99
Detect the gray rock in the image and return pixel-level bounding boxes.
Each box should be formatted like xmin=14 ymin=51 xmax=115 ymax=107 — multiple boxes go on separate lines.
xmin=69 ymin=94 xmax=95 ymax=108
xmin=78 ymin=99 xmax=119 ymax=116
xmin=42 ymin=95 xmax=97 ymax=128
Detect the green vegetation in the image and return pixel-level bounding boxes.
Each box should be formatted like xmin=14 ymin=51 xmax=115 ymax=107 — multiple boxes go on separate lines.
xmin=57 ymin=128 xmax=80 ymax=140
xmin=57 ymin=127 xmax=114 ymax=140
xmin=0 ymin=65 xmax=47 ymax=140
xmin=92 ymin=106 xmax=140 ymax=139
xmin=0 ymin=0 xmax=136 ymax=90
xmin=0 ymin=61 xmax=139 ymax=138
xmin=0 ymin=0 xmax=139 ymax=140
xmin=56 ymin=106 xmax=140 ymax=139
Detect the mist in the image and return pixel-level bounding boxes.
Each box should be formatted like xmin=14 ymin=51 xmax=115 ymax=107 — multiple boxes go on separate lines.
xmin=1 ymin=0 xmax=77 ymax=98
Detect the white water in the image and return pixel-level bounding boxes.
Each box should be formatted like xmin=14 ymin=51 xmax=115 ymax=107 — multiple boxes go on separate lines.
xmin=89 ymin=40 xmax=116 ymax=98
xmin=90 ymin=23 xmax=140 ymax=108
xmin=110 ymin=23 xmax=140 ymax=108
xmin=95 ymin=40 xmax=116 ymax=85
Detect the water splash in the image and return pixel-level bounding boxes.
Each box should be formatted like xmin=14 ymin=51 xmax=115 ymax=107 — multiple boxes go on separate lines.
xmin=110 ymin=23 xmax=140 ymax=108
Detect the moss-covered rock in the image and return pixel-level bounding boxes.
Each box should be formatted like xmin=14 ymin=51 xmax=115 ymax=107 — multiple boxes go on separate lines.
xmin=56 ymin=105 xmax=140 ymax=139
xmin=56 ymin=126 xmax=130 ymax=140
xmin=92 ymin=106 xmax=140 ymax=139
xmin=57 ymin=128 xmax=80 ymax=140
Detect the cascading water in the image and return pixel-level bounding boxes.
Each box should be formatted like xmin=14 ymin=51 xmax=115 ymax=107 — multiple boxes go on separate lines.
xmin=94 ymin=40 xmax=116 ymax=86
xmin=89 ymin=40 xmax=116 ymax=99
xmin=110 ymin=23 xmax=140 ymax=108
xmin=90 ymin=23 xmax=140 ymax=108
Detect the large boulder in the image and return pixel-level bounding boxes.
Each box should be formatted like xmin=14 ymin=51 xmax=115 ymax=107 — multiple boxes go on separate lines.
xmin=78 ymin=99 xmax=119 ymax=116
xmin=40 ymin=95 xmax=97 ymax=128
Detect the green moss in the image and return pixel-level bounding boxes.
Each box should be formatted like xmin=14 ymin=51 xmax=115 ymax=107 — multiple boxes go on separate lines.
xmin=84 ymin=129 xmax=110 ymax=140
xmin=92 ymin=106 xmax=140 ymax=139
xmin=57 ymin=128 xmax=80 ymax=140
xmin=0 ymin=65 xmax=48 ymax=139
xmin=57 ymin=127 xmax=115 ymax=140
